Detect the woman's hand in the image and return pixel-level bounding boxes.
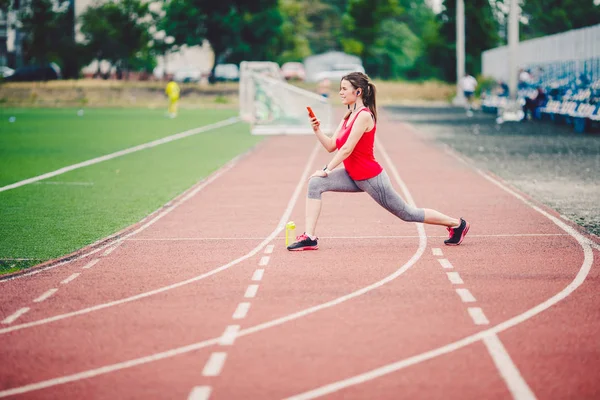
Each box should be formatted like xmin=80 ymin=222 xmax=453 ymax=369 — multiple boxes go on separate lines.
xmin=310 ymin=117 xmax=320 ymax=132
xmin=310 ymin=169 xmax=327 ymax=179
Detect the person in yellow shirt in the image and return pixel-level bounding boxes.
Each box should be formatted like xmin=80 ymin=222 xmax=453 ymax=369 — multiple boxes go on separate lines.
xmin=165 ymin=80 xmax=180 ymax=118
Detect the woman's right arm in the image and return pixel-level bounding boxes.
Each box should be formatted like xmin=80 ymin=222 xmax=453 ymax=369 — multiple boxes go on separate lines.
xmin=311 ymin=117 xmax=344 ymax=153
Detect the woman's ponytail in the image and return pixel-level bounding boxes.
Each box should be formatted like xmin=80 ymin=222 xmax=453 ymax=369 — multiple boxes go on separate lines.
xmin=365 ymin=82 xmax=377 ymax=122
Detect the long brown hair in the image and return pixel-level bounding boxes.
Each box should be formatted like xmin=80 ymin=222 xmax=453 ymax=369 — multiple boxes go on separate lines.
xmin=341 ymin=72 xmax=377 ymax=122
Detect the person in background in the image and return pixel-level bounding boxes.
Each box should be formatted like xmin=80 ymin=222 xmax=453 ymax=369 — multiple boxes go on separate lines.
xmin=459 ymin=73 xmax=478 ymax=117
xmin=317 ymin=78 xmax=331 ymax=99
xmin=165 ymin=80 xmax=181 ymax=118
xmin=522 ymin=86 xmax=547 ymax=121
xmin=496 ymin=80 xmax=509 ymax=97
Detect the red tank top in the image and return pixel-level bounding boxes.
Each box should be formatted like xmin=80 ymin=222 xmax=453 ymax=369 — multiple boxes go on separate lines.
xmin=335 ymin=108 xmax=383 ymax=180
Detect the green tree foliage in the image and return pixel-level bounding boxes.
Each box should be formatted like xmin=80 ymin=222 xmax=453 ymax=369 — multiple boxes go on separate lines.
xmin=0 ymin=0 xmax=11 ymax=12
xmin=278 ymin=0 xmax=312 ymax=62
xmin=79 ymin=0 xmax=153 ymax=78
xmin=520 ymin=0 xmax=600 ymax=40
xmin=436 ymin=0 xmax=500 ymax=82
xmin=305 ymin=0 xmax=347 ymax=54
xmin=371 ymin=19 xmax=420 ymax=79
xmin=163 ymin=0 xmax=283 ymax=75
xmin=342 ymin=0 xmax=403 ymax=73
xmin=18 ymin=0 xmax=70 ymax=65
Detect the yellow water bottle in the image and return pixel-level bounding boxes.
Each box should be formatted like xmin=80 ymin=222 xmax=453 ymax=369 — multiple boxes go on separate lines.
xmin=285 ymin=221 xmax=296 ymax=247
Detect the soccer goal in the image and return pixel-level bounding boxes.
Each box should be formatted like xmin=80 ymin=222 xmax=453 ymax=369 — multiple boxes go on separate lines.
xmin=239 ymin=61 xmax=333 ymax=135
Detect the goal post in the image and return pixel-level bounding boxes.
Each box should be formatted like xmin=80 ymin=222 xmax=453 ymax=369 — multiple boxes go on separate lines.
xmin=239 ymin=61 xmax=333 ymax=135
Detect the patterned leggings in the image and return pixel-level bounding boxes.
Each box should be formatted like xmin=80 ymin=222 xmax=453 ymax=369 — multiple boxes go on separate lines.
xmin=307 ymin=169 xmax=425 ymax=223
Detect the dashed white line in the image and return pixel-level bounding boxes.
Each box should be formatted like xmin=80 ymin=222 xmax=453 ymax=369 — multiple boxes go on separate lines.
xmin=33 ymin=289 xmax=58 ymax=303
xmin=61 ymin=273 xmax=80 ymax=284
xmin=82 ymin=259 xmax=100 ymax=269
xmin=252 ymin=269 xmax=265 ymax=281
xmin=468 ymin=307 xmax=490 ymax=325
xmin=264 ymin=244 xmax=275 ymax=254
xmin=244 ymin=284 xmax=259 ymax=299
xmin=446 ymin=271 xmax=464 ymax=284
xmin=437 ymin=258 xmax=453 ymax=269
xmin=2 ymin=308 xmax=30 ymax=324
xmin=432 ymin=248 xmax=443 ymax=256
xmin=483 ymin=334 xmax=536 ymax=399
xmin=259 ymin=256 xmax=270 ymax=266
xmin=455 ymin=288 xmax=476 ymax=303
xmin=202 ymin=352 xmax=227 ymax=377
xmin=232 ymin=303 xmax=251 ymax=320
xmin=218 ymin=325 xmax=240 ymax=346
xmin=103 ymin=246 xmax=117 ymax=257
xmin=188 ymin=386 xmax=212 ymax=400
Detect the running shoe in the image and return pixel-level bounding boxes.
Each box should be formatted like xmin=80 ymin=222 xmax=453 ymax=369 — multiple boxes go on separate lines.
xmin=444 ymin=218 xmax=470 ymax=246
xmin=287 ymin=233 xmax=318 ymax=251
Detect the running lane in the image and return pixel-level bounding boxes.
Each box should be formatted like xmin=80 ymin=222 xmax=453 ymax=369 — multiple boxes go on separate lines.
xmin=1 ymin=112 xmax=599 ymax=399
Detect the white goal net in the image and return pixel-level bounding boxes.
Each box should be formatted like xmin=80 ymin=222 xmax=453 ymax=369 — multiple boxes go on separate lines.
xmin=239 ymin=61 xmax=333 ymax=135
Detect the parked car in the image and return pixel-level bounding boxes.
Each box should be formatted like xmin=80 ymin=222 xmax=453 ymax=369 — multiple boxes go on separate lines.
xmin=4 ymin=63 xmax=61 ymax=82
xmin=173 ymin=67 xmax=202 ymax=83
xmin=0 ymin=66 xmax=15 ymax=79
xmin=214 ymin=64 xmax=239 ymax=82
xmin=314 ymin=63 xmax=365 ymax=82
xmin=281 ymin=62 xmax=305 ymax=81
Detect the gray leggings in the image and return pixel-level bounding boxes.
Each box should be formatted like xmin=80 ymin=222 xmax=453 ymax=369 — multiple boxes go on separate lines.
xmin=307 ymin=169 xmax=425 ymax=223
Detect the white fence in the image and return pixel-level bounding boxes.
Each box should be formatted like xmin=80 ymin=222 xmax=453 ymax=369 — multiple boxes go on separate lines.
xmin=482 ymin=24 xmax=600 ymax=82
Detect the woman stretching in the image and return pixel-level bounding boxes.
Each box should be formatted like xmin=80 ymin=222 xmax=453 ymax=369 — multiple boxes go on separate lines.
xmin=287 ymin=72 xmax=470 ymax=251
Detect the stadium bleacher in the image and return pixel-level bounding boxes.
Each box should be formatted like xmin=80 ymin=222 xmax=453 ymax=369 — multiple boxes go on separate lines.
xmin=481 ymin=58 xmax=600 ymax=133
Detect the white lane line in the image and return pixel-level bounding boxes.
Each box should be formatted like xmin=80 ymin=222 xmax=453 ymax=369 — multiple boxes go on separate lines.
xmin=188 ymin=386 xmax=212 ymax=400
xmin=468 ymin=307 xmax=490 ymax=325
xmin=437 ymin=258 xmax=453 ymax=269
xmin=283 ymin=140 xmax=596 ymax=400
xmin=125 ymin=233 xmax=569 ymax=241
xmin=34 ymin=181 xmax=94 ymax=186
xmin=432 ymin=248 xmax=443 ymax=256
xmin=218 ymin=325 xmax=240 ymax=346
xmin=446 ymin=271 xmax=464 ymax=284
xmin=60 ymin=273 xmax=80 ymax=284
xmin=202 ymin=353 xmax=227 ymax=377
xmin=82 ymin=259 xmax=100 ymax=269
xmin=1 ymin=148 xmax=248 ymax=282
xmin=0 ymin=117 xmax=240 ymax=193
xmin=455 ymin=288 xmax=476 ymax=303
xmin=244 ymin=284 xmax=259 ymax=299
xmin=103 ymin=246 xmax=117 ymax=257
xmin=264 ymin=244 xmax=275 ymax=254
xmin=0 ymin=137 xmax=430 ymax=396
xmin=33 ymin=289 xmax=58 ymax=303
xmin=0 ymin=143 xmax=321 ymax=334
xmin=232 ymin=303 xmax=251 ymax=320
xmin=252 ymin=269 xmax=265 ymax=281
xmin=2 ymin=308 xmax=30 ymax=324
xmin=258 ymin=256 xmax=270 ymax=266
xmin=483 ymin=334 xmax=536 ymax=400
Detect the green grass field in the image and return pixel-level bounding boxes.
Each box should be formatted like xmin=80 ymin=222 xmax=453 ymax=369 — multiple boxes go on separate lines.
xmin=0 ymin=108 xmax=263 ymax=275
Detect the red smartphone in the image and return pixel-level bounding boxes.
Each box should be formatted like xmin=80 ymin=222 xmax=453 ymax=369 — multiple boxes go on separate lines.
xmin=306 ymin=106 xmax=316 ymax=118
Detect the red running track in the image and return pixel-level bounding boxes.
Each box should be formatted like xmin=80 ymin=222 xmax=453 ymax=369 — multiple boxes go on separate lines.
xmin=0 ymin=112 xmax=599 ymax=400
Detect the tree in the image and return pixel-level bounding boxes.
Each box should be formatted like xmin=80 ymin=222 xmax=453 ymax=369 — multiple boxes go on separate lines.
xmin=277 ymin=0 xmax=312 ymax=63
xmin=519 ymin=0 xmax=600 ymax=40
xmin=79 ymin=0 xmax=153 ymax=78
xmin=163 ymin=0 xmax=283 ymax=79
xmin=305 ymin=0 xmax=347 ymax=54
xmin=18 ymin=0 xmax=70 ymax=65
xmin=341 ymin=0 xmax=403 ymax=73
xmin=371 ymin=19 xmax=421 ymax=79
xmin=435 ymin=0 xmax=500 ymax=82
